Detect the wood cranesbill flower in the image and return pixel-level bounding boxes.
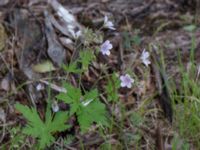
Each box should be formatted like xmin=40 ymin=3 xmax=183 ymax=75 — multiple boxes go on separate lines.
xmin=120 ymin=74 xmax=134 ymax=88
xmin=100 ymin=40 xmax=113 ymax=56
xmin=140 ymin=49 xmax=151 ymax=67
xmin=103 ymin=16 xmax=116 ymax=30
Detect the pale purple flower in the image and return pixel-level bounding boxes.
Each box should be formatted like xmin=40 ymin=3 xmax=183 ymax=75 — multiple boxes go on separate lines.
xmin=140 ymin=49 xmax=151 ymax=67
xmin=120 ymin=74 xmax=134 ymax=88
xmin=100 ymin=40 xmax=113 ymax=56
xmin=103 ymin=16 xmax=116 ymax=30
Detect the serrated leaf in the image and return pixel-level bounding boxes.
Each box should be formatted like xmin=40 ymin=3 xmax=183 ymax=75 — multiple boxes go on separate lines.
xmin=56 ymin=83 xmax=81 ymax=103
xmin=78 ymin=99 xmax=109 ymax=132
xmin=79 ymin=50 xmax=94 ymax=71
xmin=62 ymin=61 xmax=82 ymax=73
xmin=83 ymin=89 xmax=98 ymax=101
xmin=56 ymin=83 xmax=109 ymax=132
xmin=15 ymin=103 xmax=70 ymax=149
xmin=56 ymin=83 xmax=81 ymax=115
xmin=48 ymin=111 xmax=70 ymax=132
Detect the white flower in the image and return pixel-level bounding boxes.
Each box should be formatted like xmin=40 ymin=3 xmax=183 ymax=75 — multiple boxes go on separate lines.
xmin=82 ymin=99 xmax=93 ymax=107
xmin=51 ymin=101 xmax=59 ymax=112
xmin=67 ymin=25 xmax=82 ymax=39
xmin=140 ymin=49 xmax=151 ymax=67
xmin=100 ymin=40 xmax=113 ymax=56
xmin=103 ymin=16 xmax=116 ymax=30
xmin=120 ymin=74 xmax=134 ymax=88
xmin=36 ymin=83 xmax=44 ymax=91
xmin=74 ymin=30 xmax=82 ymax=39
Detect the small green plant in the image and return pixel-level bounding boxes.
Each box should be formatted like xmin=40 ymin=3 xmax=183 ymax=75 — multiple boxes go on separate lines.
xmin=63 ymin=49 xmax=95 ymax=73
xmin=15 ymin=103 xmax=70 ymax=149
xmin=1 ymin=127 xmax=26 ymax=150
xmin=122 ymin=30 xmax=141 ymax=50
xmin=172 ymin=134 xmax=190 ymax=150
xmin=130 ymin=112 xmax=144 ymax=127
xmin=169 ymin=37 xmax=200 ymax=148
xmin=56 ymin=82 xmax=109 ymax=132
xmin=171 ymin=66 xmax=200 ymax=147
xmin=83 ymin=28 xmax=103 ymax=45
xmin=155 ymin=35 xmax=200 ymax=148
xmin=105 ymin=73 xmax=120 ymax=102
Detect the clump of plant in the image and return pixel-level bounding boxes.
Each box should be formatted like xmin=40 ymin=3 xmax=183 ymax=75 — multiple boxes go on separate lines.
xmin=15 ymin=15 xmax=151 ymax=149
xmin=170 ymin=61 xmax=200 ymax=147
xmin=160 ymin=36 xmax=200 ymax=148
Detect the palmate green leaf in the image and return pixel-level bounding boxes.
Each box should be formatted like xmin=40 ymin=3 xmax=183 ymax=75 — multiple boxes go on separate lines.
xmin=56 ymin=82 xmax=109 ymax=132
xmin=78 ymin=99 xmax=109 ymax=132
xmin=56 ymin=82 xmax=81 ymax=103
xmin=83 ymin=89 xmax=98 ymax=101
xmin=15 ymin=103 xmax=70 ymax=149
xmin=56 ymin=82 xmax=81 ymax=115
xmin=80 ymin=89 xmax=108 ymax=132
xmin=48 ymin=111 xmax=71 ymax=132
xmin=62 ymin=61 xmax=82 ymax=74
xmin=79 ymin=50 xmax=95 ymax=71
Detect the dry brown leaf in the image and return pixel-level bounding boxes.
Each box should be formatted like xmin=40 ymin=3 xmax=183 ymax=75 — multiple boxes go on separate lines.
xmin=44 ymin=11 xmax=66 ymax=66
xmin=0 ymin=24 xmax=7 ymax=51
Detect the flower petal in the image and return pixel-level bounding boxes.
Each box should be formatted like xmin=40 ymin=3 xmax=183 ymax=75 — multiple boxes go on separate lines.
xmin=104 ymin=16 xmax=108 ymax=23
xmin=105 ymin=50 xmax=111 ymax=56
xmin=120 ymin=82 xmax=126 ymax=87
xmin=127 ymin=83 xmax=132 ymax=88
xmin=120 ymin=76 xmax=125 ymax=81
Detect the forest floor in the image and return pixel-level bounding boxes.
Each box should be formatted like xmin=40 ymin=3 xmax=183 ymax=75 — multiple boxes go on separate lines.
xmin=0 ymin=0 xmax=200 ymax=149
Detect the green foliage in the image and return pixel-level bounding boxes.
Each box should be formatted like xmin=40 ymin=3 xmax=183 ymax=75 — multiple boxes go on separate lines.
xmin=62 ymin=61 xmax=82 ymax=74
xmin=171 ymin=68 xmax=200 ymax=147
xmin=79 ymin=50 xmax=95 ymax=71
xmin=122 ymin=30 xmax=141 ymax=50
xmin=56 ymin=82 xmax=109 ymax=132
xmin=63 ymin=49 xmax=95 ymax=73
xmin=105 ymin=73 xmax=120 ymax=102
xmin=160 ymin=43 xmax=200 ymax=148
xmin=130 ymin=112 xmax=144 ymax=127
xmin=63 ymin=135 xmax=75 ymax=145
xmin=172 ymin=135 xmax=190 ymax=150
xmin=1 ymin=127 xmax=26 ymax=150
xmin=15 ymin=103 xmax=70 ymax=149
xmin=132 ymin=34 xmax=141 ymax=45
xmin=83 ymin=28 xmax=103 ymax=45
